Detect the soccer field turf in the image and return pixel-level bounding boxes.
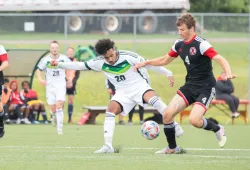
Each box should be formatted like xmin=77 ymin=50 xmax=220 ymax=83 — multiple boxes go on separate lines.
xmin=0 ymin=124 xmax=249 ymax=170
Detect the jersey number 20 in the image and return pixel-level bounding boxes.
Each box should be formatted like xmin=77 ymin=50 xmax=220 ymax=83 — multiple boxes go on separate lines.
xmin=115 ymin=75 xmax=126 ymax=82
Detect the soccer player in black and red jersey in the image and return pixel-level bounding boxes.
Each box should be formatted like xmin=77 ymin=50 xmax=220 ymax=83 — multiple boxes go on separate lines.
xmin=0 ymin=45 xmax=9 ymax=138
xmin=135 ymin=13 xmax=235 ymax=154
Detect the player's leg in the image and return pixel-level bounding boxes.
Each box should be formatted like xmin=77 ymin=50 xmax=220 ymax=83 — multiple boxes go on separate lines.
xmin=138 ymin=105 xmax=144 ymax=124
xmin=0 ymin=101 xmax=4 ymax=138
xmin=94 ymin=93 xmax=135 ymax=154
xmin=191 ymin=89 xmax=227 ymax=148
xmin=55 ymin=87 xmax=66 ymax=134
xmin=143 ymin=90 xmax=184 ymax=138
xmin=56 ymin=100 xmax=64 ymax=134
xmin=39 ymin=104 xmax=48 ymax=124
xmin=67 ymin=85 xmax=75 ymax=123
xmin=46 ymin=89 xmax=57 ymax=126
xmin=128 ymin=106 xmax=136 ymax=125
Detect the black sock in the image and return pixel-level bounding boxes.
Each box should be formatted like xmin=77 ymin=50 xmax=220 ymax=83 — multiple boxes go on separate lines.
xmin=202 ymin=118 xmax=220 ymax=132
xmin=164 ymin=122 xmax=177 ymax=149
xmin=68 ymin=104 xmax=73 ymax=120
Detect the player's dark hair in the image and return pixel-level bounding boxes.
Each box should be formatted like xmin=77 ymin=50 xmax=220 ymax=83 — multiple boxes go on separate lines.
xmin=176 ymin=13 xmax=196 ymax=30
xmin=95 ymin=39 xmax=115 ymax=55
xmin=21 ymin=81 xmax=30 ymax=87
xmin=4 ymin=78 xmax=9 ymax=83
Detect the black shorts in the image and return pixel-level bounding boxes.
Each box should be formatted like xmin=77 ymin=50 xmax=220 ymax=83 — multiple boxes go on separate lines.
xmin=66 ymin=83 xmax=76 ymax=95
xmin=177 ymin=84 xmax=215 ymax=110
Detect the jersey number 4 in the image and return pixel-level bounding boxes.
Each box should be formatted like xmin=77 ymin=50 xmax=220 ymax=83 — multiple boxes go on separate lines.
xmin=185 ymin=55 xmax=190 ymax=65
xmin=115 ymin=75 xmax=126 ymax=82
xmin=53 ymin=70 xmax=60 ymax=76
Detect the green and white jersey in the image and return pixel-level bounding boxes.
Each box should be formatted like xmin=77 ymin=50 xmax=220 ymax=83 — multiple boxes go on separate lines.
xmin=85 ymin=50 xmax=149 ymax=91
xmin=37 ymin=54 xmax=71 ymax=87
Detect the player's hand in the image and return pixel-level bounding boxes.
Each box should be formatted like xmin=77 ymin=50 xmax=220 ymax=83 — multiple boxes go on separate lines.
xmin=134 ymin=62 xmax=147 ymax=71
xmin=107 ymin=89 xmax=113 ymax=94
xmin=168 ymin=76 xmax=174 ymax=87
xmin=66 ymin=80 xmax=73 ymax=88
xmin=50 ymin=60 xmax=59 ymax=66
xmin=225 ymin=74 xmax=236 ymax=80
xmin=39 ymin=79 xmax=46 ymax=86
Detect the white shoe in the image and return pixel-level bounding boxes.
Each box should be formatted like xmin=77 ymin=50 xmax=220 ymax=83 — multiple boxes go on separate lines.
xmin=16 ymin=118 xmax=21 ymax=124
xmin=51 ymin=114 xmax=57 ymax=127
xmin=94 ymin=144 xmax=114 ymax=154
xmin=23 ymin=118 xmax=31 ymax=124
xmin=175 ymin=123 xmax=184 ymax=138
xmin=57 ymin=130 xmax=63 ymax=135
xmin=155 ymin=146 xmax=186 ymax=154
xmin=216 ymin=125 xmax=227 ymax=148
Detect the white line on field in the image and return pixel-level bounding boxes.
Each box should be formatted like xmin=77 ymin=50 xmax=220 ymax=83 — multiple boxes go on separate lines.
xmin=0 ymin=146 xmax=250 ymax=151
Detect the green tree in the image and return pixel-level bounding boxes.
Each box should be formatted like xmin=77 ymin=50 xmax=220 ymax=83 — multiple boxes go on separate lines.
xmin=189 ymin=0 xmax=249 ymax=13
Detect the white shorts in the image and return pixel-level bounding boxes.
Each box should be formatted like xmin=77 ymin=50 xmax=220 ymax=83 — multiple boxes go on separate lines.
xmin=111 ymin=84 xmax=152 ymax=116
xmin=46 ymin=86 xmax=66 ymax=105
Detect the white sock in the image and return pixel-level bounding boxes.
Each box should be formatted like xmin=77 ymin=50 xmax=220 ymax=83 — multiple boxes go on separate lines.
xmin=104 ymin=112 xmax=116 ymax=147
xmin=56 ymin=109 xmax=64 ymax=131
xmin=148 ymin=96 xmax=167 ymax=114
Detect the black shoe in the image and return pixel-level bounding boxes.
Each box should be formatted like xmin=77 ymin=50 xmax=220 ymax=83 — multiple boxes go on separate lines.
xmin=118 ymin=120 xmax=126 ymax=125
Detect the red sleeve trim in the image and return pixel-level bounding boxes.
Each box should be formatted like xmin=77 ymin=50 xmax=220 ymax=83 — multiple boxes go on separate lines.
xmin=0 ymin=53 xmax=8 ymax=62
xmin=203 ymin=47 xmax=218 ymax=59
xmin=168 ymin=49 xmax=178 ymax=58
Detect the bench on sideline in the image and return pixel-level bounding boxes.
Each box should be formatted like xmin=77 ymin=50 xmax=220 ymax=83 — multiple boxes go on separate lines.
xmin=180 ymin=99 xmax=250 ymax=125
xmin=83 ymin=106 xmax=159 ymax=124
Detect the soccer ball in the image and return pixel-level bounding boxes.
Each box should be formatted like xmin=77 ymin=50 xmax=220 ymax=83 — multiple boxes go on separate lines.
xmin=141 ymin=121 xmax=160 ymax=140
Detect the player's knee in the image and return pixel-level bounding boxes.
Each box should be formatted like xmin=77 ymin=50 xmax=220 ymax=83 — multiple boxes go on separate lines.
xmin=189 ymin=116 xmax=202 ymax=128
xmin=162 ymin=111 xmax=174 ymax=124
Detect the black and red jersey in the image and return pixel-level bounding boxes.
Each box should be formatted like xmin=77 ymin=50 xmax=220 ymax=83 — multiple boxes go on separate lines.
xmin=0 ymin=45 xmax=8 ymax=85
xmin=168 ymin=35 xmax=217 ymax=89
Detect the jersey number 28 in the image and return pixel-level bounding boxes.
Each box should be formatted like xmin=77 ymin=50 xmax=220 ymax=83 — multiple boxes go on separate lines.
xmin=53 ymin=70 xmax=60 ymax=76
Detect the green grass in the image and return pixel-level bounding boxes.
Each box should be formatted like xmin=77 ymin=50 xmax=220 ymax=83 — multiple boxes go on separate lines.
xmin=0 ymin=124 xmax=249 ymax=170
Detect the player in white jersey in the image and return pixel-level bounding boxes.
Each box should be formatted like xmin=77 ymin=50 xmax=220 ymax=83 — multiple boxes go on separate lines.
xmin=50 ymin=39 xmax=183 ymax=153
xmin=37 ymin=41 xmax=72 ymax=135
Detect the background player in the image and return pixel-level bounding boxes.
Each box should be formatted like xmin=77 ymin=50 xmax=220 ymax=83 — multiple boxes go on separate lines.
xmin=37 ymin=41 xmax=72 ymax=134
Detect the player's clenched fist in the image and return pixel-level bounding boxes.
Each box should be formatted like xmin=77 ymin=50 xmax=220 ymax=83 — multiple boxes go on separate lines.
xmin=50 ymin=60 xmax=59 ymax=66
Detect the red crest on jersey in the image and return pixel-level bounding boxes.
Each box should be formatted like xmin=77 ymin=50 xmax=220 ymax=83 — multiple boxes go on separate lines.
xmin=189 ymin=47 xmax=196 ymax=55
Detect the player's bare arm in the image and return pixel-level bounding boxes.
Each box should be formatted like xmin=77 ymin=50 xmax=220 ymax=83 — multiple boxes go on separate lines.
xmin=0 ymin=61 xmax=8 ymax=71
xmin=212 ymin=54 xmax=236 ymax=79
xmin=145 ymin=65 xmax=175 ymax=87
xmin=36 ymin=69 xmax=46 ymax=86
xmin=134 ymin=54 xmax=175 ymax=71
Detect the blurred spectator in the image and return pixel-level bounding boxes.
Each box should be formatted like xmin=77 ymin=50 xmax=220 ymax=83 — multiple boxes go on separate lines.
xmin=2 ymin=78 xmax=12 ymax=124
xmin=20 ymin=81 xmax=48 ymax=124
xmin=66 ymin=47 xmax=80 ymax=123
xmin=215 ymin=71 xmax=240 ymax=118
xmin=128 ymin=105 xmax=144 ymax=125
xmin=9 ymin=80 xmax=31 ymax=124
xmin=105 ymin=78 xmax=125 ymax=125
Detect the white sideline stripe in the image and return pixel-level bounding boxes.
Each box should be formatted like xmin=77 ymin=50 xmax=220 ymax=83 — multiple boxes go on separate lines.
xmin=0 ymin=146 xmax=250 ymax=151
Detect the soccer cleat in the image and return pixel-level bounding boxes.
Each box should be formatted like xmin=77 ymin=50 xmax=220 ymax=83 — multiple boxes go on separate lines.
xmin=51 ymin=114 xmax=57 ymax=127
xmin=216 ymin=125 xmax=227 ymax=148
xmin=175 ymin=123 xmax=184 ymax=138
xmin=155 ymin=146 xmax=186 ymax=154
xmin=57 ymin=130 xmax=63 ymax=135
xmin=94 ymin=144 xmax=114 ymax=154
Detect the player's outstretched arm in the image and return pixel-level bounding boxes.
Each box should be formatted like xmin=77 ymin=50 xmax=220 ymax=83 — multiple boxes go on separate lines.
xmin=57 ymin=61 xmax=89 ymax=70
xmin=145 ymin=65 xmax=174 ymax=87
xmin=212 ymin=54 xmax=236 ymax=80
xmin=134 ymin=54 xmax=175 ymax=71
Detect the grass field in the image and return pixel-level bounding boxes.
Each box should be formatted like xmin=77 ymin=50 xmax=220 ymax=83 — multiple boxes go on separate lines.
xmin=0 ymin=124 xmax=250 ymax=170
